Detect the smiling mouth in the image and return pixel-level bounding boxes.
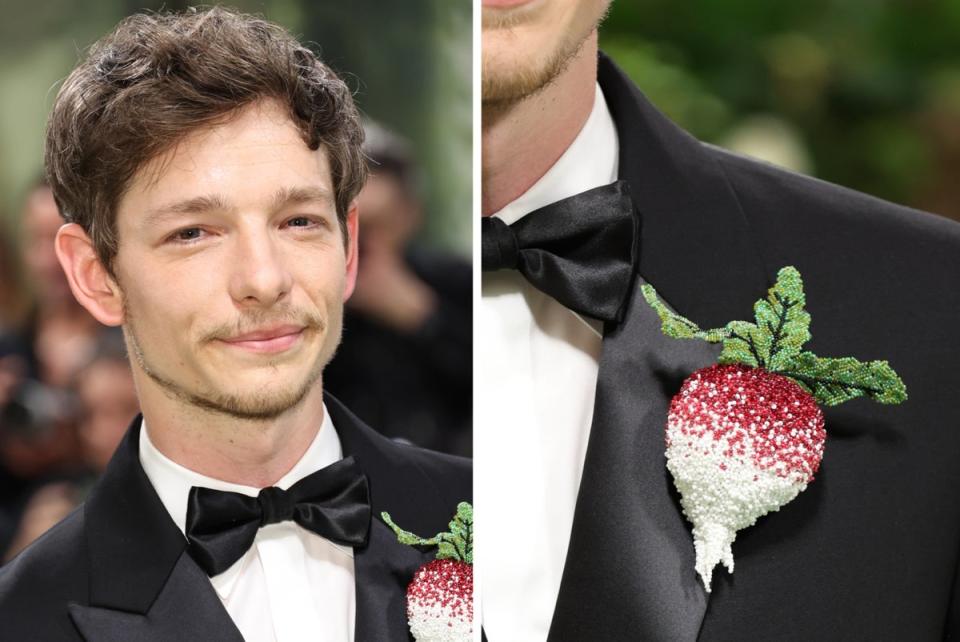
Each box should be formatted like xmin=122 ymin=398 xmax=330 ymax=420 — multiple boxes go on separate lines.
xmin=482 ymin=0 xmax=539 ymax=9
xmin=218 ymin=326 xmax=306 ymax=355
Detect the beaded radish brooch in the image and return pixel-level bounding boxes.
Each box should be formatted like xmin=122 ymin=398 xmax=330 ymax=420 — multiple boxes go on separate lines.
xmin=642 ymin=266 xmax=906 ymax=591
xmin=382 ymin=502 xmax=473 ymax=641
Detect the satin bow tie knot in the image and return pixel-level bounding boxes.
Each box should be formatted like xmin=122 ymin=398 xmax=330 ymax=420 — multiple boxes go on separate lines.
xmin=258 ymin=486 xmax=295 ymax=526
xmin=185 ymin=455 xmax=371 ymax=577
xmin=482 ymin=216 xmax=520 ymax=270
xmin=481 ymin=180 xmax=640 ymax=324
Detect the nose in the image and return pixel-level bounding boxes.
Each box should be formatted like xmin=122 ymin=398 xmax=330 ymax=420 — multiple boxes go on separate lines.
xmin=227 ymin=228 xmax=293 ymax=307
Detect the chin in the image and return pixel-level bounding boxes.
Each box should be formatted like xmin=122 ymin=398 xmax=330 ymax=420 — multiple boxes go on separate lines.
xmin=196 ymin=378 xmax=320 ymax=420
xmin=482 ymin=56 xmax=553 ymax=105
xmin=157 ymin=356 xmax=322 ymax=420
xmin=483 ymin=30 xmax=541 ymax=68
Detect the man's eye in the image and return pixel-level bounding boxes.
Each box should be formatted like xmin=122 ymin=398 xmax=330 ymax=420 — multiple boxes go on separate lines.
xmin=171 ymin=228 xmax=204 ymax=242
xmin=286 ymin=216 xmax=315 ymax=228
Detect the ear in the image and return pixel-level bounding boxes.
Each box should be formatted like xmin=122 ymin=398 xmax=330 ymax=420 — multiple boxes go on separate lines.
xmin=343 ymin=201 xmax=360 ymax=300
xmin=54 ymin=224 xmax=124 ymax=326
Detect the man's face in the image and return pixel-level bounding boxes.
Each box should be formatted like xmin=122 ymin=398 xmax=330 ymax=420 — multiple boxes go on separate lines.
xmin=111 ymin=99 xmax=357 ymax=420
xmin=482 ymin=0 xmax=612 ymax=106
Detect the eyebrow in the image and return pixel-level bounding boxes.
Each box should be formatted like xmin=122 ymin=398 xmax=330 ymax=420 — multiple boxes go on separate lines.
xmin=142 ymin=186 xmax=334 ymax=228
xmin=143 ymin=194 xmax=232 ymax=227
xmin=271 ymin=186 xmax=335 ymax=210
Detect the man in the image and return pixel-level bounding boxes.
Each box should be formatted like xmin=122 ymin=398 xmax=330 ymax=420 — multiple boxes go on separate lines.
xmin=0 ymin=8 xmax=470 ymax=642
xmin=325 ymin=123 xmax=472 ymax=456
xmin=479 ymin=1 xmax=960 ymax=640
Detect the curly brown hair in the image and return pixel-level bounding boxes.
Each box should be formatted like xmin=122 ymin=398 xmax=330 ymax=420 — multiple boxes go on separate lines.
xmin=45 ymin=6 xmax=367 ymax=272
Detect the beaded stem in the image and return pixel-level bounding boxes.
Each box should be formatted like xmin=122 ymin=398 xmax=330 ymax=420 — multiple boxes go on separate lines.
xmin=382 ymin=502 xmax=473 ymax=564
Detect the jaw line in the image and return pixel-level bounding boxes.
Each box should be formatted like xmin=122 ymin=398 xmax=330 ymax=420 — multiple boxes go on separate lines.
xmin=127 ymin=322 xmax=325 ymax=422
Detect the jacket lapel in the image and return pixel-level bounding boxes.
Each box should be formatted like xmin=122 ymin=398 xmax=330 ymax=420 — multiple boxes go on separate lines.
xmin=353 ymin=519 xmax=434 ymax=642
xmin=327 ymin=394 xmax=443 ymax=642
xmin=548 ymin=54 xmax=769 ymax=641
xmin=69 ymin=555 xmax=242 ymax=642
xmin=548 ymin=282 xmax=720 ymax=640
xmin=68 ymin=417 xmax=242 ymax=641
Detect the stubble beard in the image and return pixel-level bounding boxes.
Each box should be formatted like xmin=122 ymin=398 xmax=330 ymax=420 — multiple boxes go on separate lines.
xmin=481 ymin=5 xmax=610 ymax=109
xmin=122 ymin=295 xmax=339 ymax=421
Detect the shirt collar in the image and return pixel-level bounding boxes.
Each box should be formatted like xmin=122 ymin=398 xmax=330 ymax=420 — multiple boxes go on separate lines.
xmin=493 ymin=83 xmax=619 ymax=225
xmin=138 ymin=404 xmax=343 ymax=535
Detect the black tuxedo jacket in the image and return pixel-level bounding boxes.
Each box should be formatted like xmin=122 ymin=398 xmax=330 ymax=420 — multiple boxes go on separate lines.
xmin=0 ymin=394 xmax=471 ymax=641
xmin=543 ymin=54 xmax=960 ymax=641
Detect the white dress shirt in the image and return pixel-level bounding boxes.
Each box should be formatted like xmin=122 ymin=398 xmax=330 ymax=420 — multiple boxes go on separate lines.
xmin=139 ymin=406 xmax=355 ymax=642
xmin=478 ymin=83 xmax=619 ymax=641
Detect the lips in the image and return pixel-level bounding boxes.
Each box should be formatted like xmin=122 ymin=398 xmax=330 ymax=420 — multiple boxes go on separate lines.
xmin=482 ymin=0 xmax=535 ymax=8
xmin=219 ymin=325 xmax=305 ymax=354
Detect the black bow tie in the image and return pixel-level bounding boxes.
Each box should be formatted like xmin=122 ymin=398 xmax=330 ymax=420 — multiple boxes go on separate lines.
xmin=482 ymin=180 xmax=640 ymax=323
xmin=185 ymin=456 xmax=371 ymax=576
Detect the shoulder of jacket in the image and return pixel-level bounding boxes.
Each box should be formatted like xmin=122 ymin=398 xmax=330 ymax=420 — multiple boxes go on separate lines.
xmin=0 ymin=506 xmax=88 ymax=634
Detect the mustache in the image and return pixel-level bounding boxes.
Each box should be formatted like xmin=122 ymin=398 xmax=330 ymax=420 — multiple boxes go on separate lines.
xmin=199 ymin=306 xmax=325 ymax=343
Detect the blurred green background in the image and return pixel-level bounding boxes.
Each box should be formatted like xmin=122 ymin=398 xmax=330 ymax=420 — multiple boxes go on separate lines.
xmin=602 ymin=0 xmax=960 ymax=222
xmin=0 ymin=0 xmax=471 ymax=251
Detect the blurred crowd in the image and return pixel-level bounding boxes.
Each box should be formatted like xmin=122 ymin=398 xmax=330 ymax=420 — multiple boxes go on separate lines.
xmin=325 ymin=123 xmax=472 ymax=455
xmin=0 ymin=179 xmax=134 ymax=560
xmin=0 ymin=122 xmax=472 ymax=560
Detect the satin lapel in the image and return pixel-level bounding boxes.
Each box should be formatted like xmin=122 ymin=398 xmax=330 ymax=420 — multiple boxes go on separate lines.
xmin=548 ymin=283 xmax=722 ymax=640
xmin=598 ymin=52 xmax=770 ymax=329
xmin=72 ymin=416 xmax=241 ymax=640
xmin=69 ymin=554 xmax=243 ymax=642
xmin=327 ymin=395 xmax=442 ymax=642
xmin=353 ymin=518 xmax=434 ymax=642
xmin=548 ymin=55 xmax=770 ymax=640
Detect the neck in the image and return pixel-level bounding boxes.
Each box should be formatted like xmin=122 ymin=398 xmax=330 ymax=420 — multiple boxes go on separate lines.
xmin=136 ymin=375 xmax=325 ymax=488
xmin=482 ymin=32 xmax=599 ymax=216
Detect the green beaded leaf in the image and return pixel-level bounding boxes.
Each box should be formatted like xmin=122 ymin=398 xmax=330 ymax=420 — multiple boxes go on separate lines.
xmin=642 ymin=268 xmax=810 ymax=369
xmin=641 ymin=265 xmax=907 ymax=408
xmin=720 ymin=267 xmax=811 ymax=369
xmin=446 ymin=502 xmax=473 ymax=563
xmin=717 ymin=320 xmax=762 ymax=367
xmin=381 ymin=501 xmax=473 ymax=564
xmin=751 ymin=266 xmax=811 ymax=370
xmin=772 ymin=351 xmax=908 ymax=406
xmin=641 ymin=284 xmax=729 ymax=342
